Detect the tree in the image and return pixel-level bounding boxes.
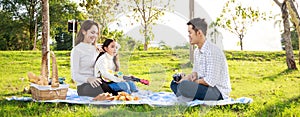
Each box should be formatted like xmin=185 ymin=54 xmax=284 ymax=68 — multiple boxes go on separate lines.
xmin=214 ymin=0 xmax=268 ymax=50
xmin=189 ymin=0 xmax=194 ymax=63
xmin=0 ymin=11 xmax=26 ymax=50
xmin=281 ymin=30 xmax=299 ymax=50
xmin=209 ymin=23 xmax=222 ymax=45
xmin=291 ymin=30 xmax=299 ymax=50
xmin=284 ymin=0 xmax=300 ymax=65
xmin=49 ymin=0 xmax=86 ymax=50
xmin=0 ymin=0 xmax=39 ymax=50
xmin=100 ymin=27 xmax=139 ymax=51
xmin=26 ymin=0 xmax=40 ymax=50
xmin=86 ymin=0 xmax=122 ymax=42
xmin=41 ymin=0 xmax=50 ymax=78
xmin=0 ymin=0 xmax=85 ymax=50
xmin=274 ymin=0 xmax=297 ymax=70
xmin=78 ymin=0 xmax=100 ymax=10
xmin=125 ymin=0 xmax=173 ymax=51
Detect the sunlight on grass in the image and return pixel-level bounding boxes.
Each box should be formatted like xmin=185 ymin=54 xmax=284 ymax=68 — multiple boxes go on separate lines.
xmin=0 ymin=50 xmax=299 ymax=116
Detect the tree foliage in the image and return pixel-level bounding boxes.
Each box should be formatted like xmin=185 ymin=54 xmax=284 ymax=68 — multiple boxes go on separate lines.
xmin=124 ymin=0 xmax=173 ymax=51
xmin=0 ymin=0 xmax=86 ymax=50
xmin=213 ymin=0 xmax=269 ymax=50
xmin=86 ymin=0 xmax=122 ymax=42
xmin=0 ymin=0 xmax=39 ymax=50
xmin=78 ymin=0 xmax=99 ymax=10
xmin=101 ymin=27 xmax=139 ymax=51
xmin=49 ymin=0 xmax=86 ymax=50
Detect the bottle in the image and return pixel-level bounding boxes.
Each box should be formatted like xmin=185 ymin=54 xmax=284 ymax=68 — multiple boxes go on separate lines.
xmin=117 ymin=71 xmax=123 ymax=78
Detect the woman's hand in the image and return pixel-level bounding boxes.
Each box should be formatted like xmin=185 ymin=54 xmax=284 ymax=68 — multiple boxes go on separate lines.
xmin=87 ymin=78 xmax=102 ymax=88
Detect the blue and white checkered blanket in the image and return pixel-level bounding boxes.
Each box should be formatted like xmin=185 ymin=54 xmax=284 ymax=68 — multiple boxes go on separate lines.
xmin=6 ymin=88 xmax=253 ymax=107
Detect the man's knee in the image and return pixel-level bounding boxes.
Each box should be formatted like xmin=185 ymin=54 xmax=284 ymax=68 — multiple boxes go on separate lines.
xmin=178 ymin=80 xmax=198 ymax=98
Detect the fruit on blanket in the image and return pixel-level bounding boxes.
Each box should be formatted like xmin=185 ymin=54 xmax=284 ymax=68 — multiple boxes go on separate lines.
xmin=93 ymin=92 xmax=113 ymax=101
xmin=93 ymin=92 xmax=140 ymax=101
xmin=133 ymin=96 xmax=139 ymax=101
xmin=119 ymin=96 xmax=126 ymax=101
xmin=125 ymin=95 xmax=133 ymax=101
xmin=106 ymin=96 xmax=115 ymax=101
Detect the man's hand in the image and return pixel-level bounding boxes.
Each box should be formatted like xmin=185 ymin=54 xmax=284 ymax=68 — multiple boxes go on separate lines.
xmin=175 ymin=72 xmax=198 ymax=84
xmin=194 ymin=78 xmax=209 ymax=86
xmin=175 ymin=73 xmax=191 ymax=83
xmin=87 ymin=78 xmax=102 ymax=88
xmin=191 ymin=72 xmax=198 ymax=81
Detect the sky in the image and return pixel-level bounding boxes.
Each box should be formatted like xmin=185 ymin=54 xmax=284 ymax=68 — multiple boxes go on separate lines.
xmin=71 ymin=0 xmax=300 ymax=51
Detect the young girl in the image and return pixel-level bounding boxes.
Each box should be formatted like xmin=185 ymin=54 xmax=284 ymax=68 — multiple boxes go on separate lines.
xmin=94 ymin=39 xmax=138 ymax=94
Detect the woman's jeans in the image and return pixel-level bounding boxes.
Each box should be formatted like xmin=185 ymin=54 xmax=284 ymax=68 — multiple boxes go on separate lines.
xmin=108 ymin=81 xmax=138 ymax=94
xmin=170 ymin=80 xmax=223 ymax=100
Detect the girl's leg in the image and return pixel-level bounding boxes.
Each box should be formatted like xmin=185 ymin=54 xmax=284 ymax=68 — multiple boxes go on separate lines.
xmin=100 ymin=81 xmax=118 ymax=95
xmin=115 ymin=82 xmax=131 ymax=94
xmin=108 ymin=83 xmax=123 ymax=92
xmin=126 ymin=81 xmax=138 ymax=92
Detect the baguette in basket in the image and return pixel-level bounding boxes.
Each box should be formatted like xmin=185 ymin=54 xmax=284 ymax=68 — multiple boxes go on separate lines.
xmin=27 ymin=51 xmax=60 ymax=87
xmin=28 ymin=51 xmax=69 ymax=100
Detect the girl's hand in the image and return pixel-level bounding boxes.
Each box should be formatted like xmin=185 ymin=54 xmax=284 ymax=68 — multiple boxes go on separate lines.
xmin=87 ymin=78 xmax=102 ymax=88
xmin=117 ymin=78 xmax=126 ymax=82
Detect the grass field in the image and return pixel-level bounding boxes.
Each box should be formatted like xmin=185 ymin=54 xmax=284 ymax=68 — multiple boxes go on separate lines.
xmin=0 ymin=50 xmax=299 ymax=116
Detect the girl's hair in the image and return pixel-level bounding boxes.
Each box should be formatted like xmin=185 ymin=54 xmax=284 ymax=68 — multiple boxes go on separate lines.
xmin=94 ymin=39 xmax=120 ymax=71
xmin=75 ymin=20 xmax=100 ymax=46
xmin=94 ymin=39 xmax=113 ymax=61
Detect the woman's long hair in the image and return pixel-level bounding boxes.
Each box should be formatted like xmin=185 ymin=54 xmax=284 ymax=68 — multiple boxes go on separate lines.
xmin=75 ymin=20 xmax=100 ymax=46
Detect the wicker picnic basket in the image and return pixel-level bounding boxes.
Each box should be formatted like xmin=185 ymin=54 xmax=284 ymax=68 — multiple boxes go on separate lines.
xmin=30 ymin=51 xmax=69 ymax=100
xmin=30 ymin=83 xmax=69 ymax=100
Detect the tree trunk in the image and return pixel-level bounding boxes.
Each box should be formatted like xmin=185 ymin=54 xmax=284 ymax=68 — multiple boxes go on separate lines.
xmin=143 ymin=24 xmax=148 ymax=51
xmin=239 ymin=34 xmax=244 ymax=51
xmin=239 ymin=38 xmax=243 ymax=51
xmin=41 ymin=0 xmax=50 ymax=78
xmin=281 ymin=1 xmax=297 ymax=70
xmin=285 ymin=0 xmax=300 ymax=65
xmin=29 ymin=1 xmax=35 ymax=50
xmin=189 ymin=0 xmax=194 ymax=64
xmin=33 ymin=13 xmax=38 ymax=51
xmin=144 ymin=42 xmax=148 ymax=51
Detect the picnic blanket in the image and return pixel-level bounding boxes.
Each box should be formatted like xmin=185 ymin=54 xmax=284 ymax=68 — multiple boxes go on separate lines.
xmin=6 ymin=88 xmax=253 ymax=107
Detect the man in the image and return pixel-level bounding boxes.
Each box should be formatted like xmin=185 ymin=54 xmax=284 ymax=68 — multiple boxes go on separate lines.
xmin=170 ymin=18 xmax=231 ymax=100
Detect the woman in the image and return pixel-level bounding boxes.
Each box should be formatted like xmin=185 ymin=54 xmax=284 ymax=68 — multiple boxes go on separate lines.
xmin=71 ymin=20 xmax=116 ymax=97
xmin=94 ymin=39 xmax=138 ymax=94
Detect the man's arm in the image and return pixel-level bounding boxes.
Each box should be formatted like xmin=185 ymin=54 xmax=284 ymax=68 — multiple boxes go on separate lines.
xmin=190 ymin=72 xmax=209 ymax=86
xmin=194 ymin=78 xmax=209 ymax=86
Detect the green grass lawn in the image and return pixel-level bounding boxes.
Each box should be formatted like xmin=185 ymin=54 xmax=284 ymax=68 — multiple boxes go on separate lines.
xmin=0 ymin=50 xmax=299 ymax=116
